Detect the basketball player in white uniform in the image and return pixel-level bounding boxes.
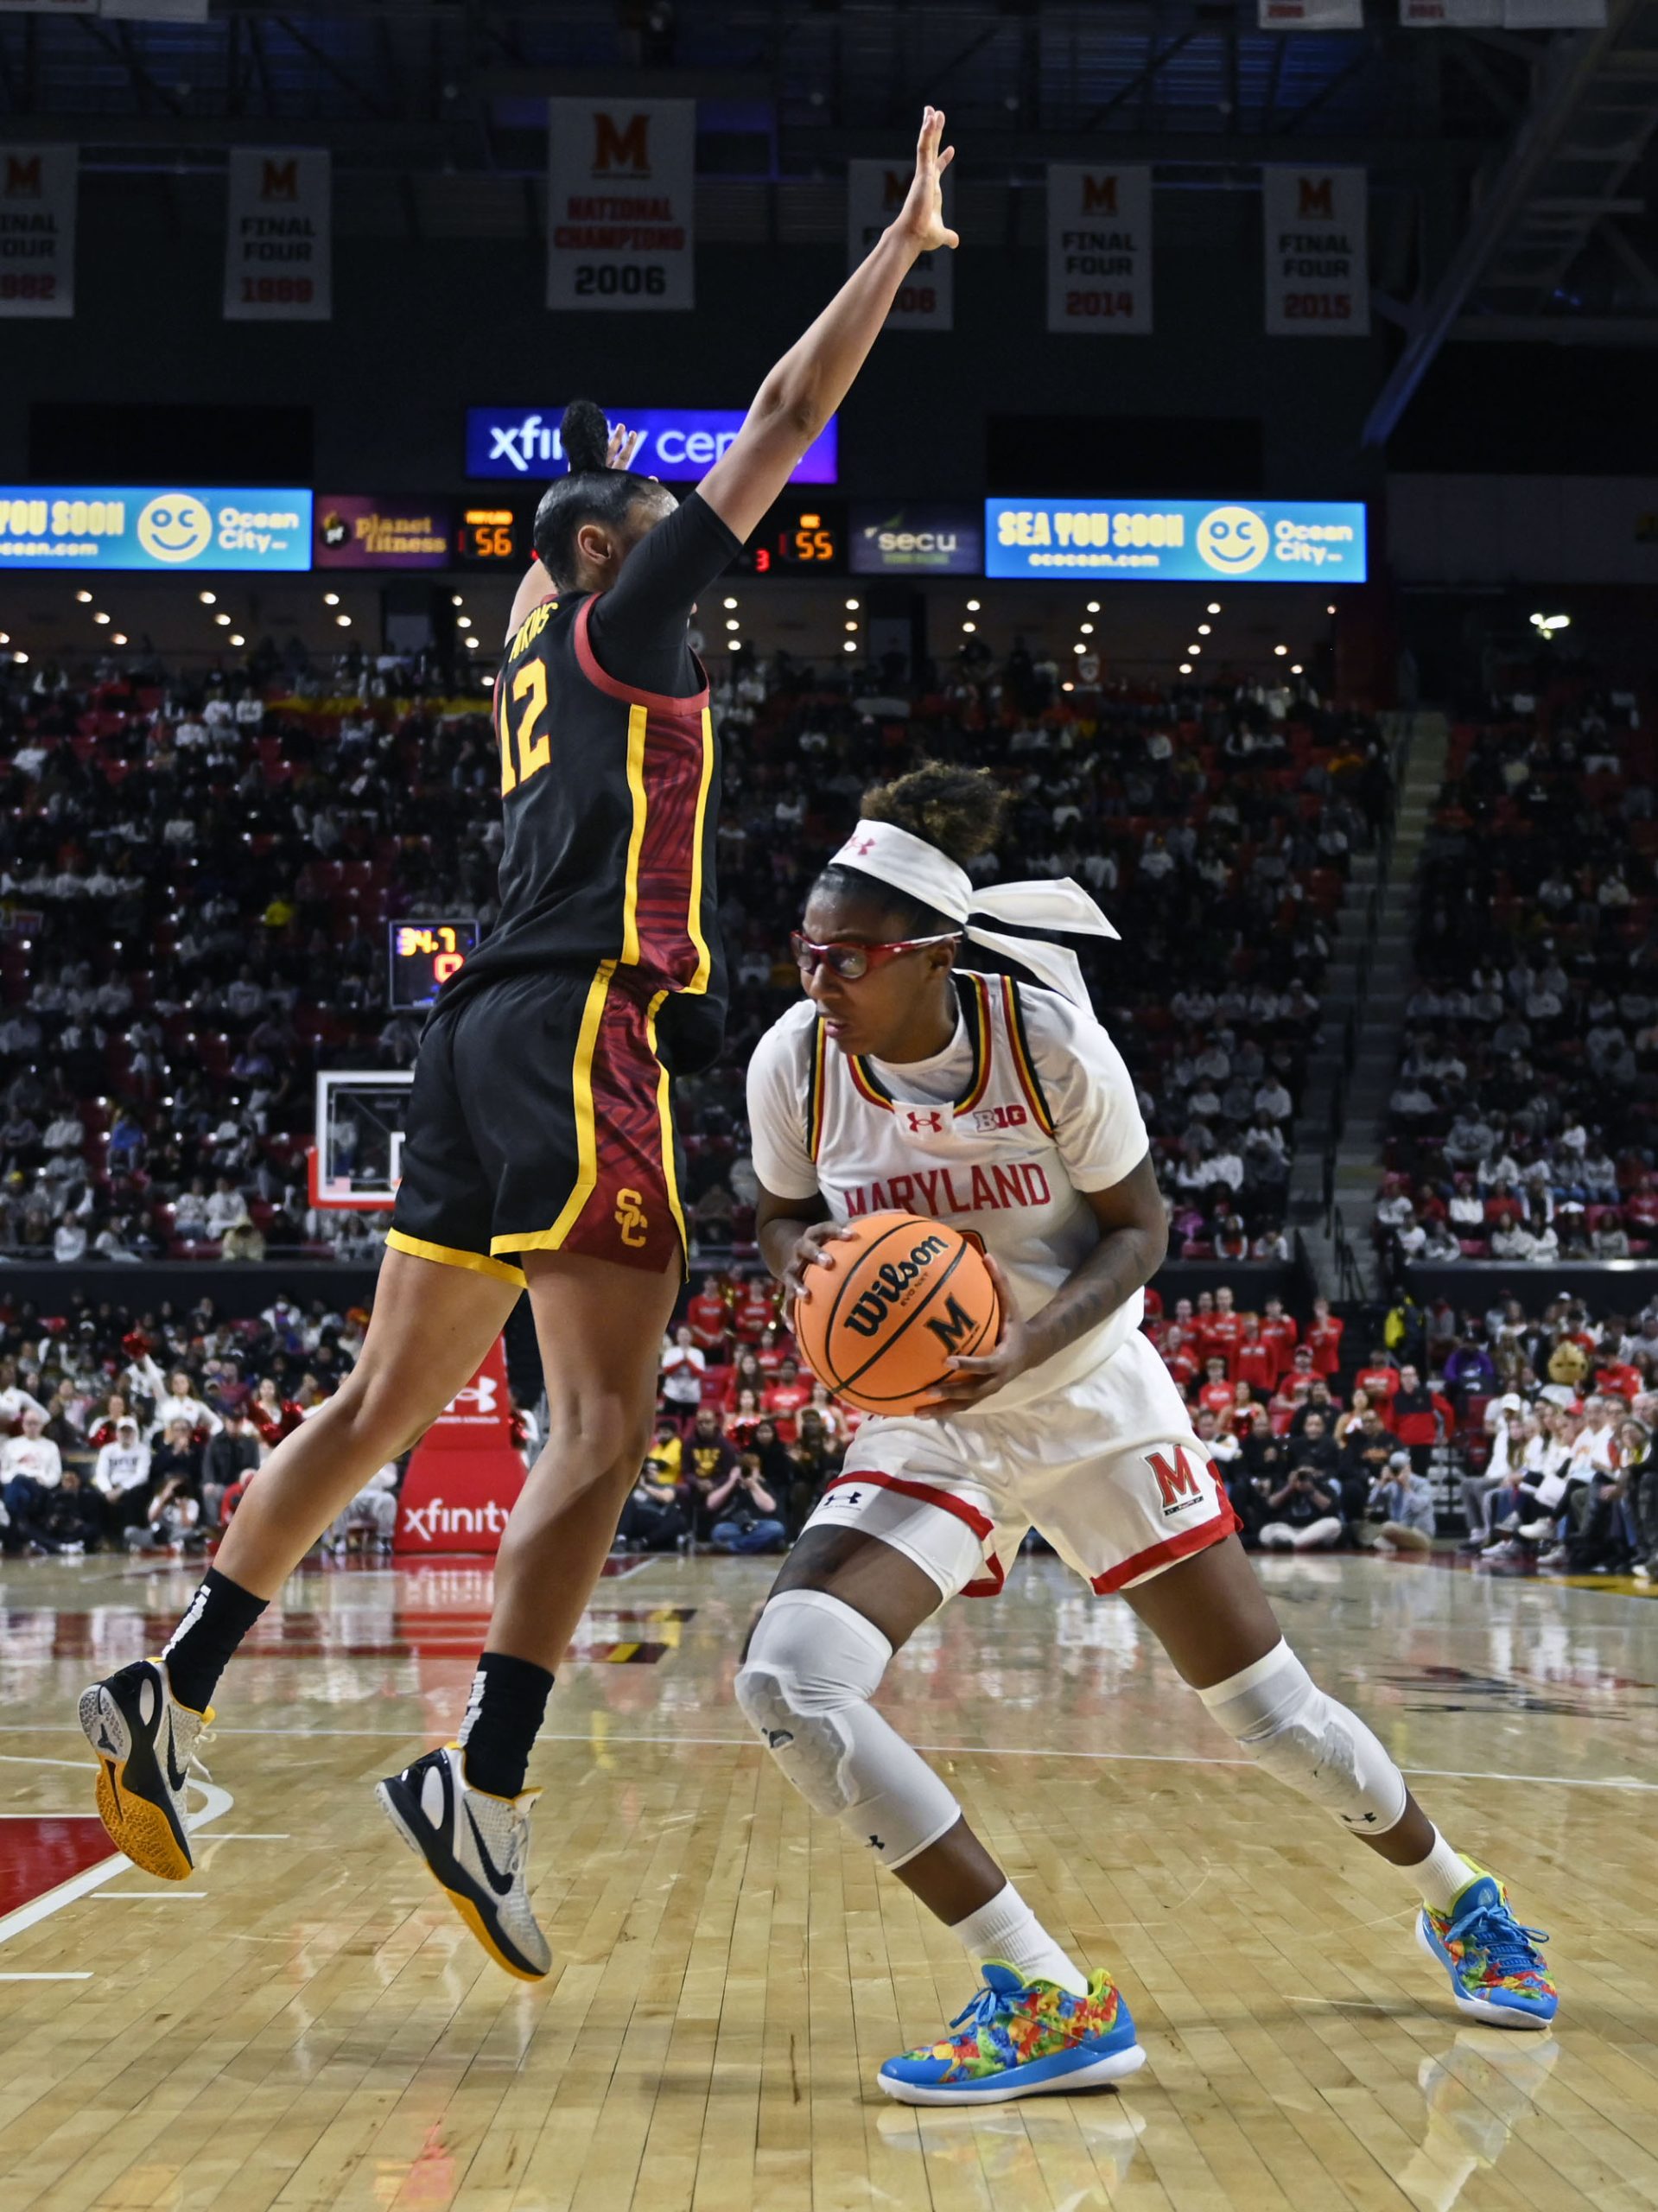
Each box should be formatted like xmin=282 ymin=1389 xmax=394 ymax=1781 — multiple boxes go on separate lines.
xmin=739 ymin=764 xmax=1555 ymax=2107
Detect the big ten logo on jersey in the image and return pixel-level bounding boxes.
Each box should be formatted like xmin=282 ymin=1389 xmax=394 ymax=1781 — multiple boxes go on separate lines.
xmin=615 ymin=1187 xmax=649 ymax=1248
xmin=970 ymin=1103 xmax=1027 ymax=1134
xmin=1147 ymin=1445 xmax=1209 ymax=1517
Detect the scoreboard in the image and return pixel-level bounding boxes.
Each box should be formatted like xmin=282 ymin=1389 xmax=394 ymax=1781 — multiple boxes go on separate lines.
xmin=734 ymin=498 xmax=847 ymax=577
xmin=455 ymin=504 xmax=528 ymax=570
xmin=389 ymin=920 xmax=480 ymax=1008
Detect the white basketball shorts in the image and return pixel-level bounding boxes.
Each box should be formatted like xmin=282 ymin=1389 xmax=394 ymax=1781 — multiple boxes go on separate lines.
xmin=802 ymin=1328 xmax=1239 ymax=1600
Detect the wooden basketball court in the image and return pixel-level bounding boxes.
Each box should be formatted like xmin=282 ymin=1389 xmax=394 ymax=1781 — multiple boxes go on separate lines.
xmin=2 ymin=1545 xmax=1654 ymax=2210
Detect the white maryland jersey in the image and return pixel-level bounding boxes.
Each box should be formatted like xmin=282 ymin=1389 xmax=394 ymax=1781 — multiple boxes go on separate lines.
xmin=746 ymin=970 xmax=1150 ymax=1414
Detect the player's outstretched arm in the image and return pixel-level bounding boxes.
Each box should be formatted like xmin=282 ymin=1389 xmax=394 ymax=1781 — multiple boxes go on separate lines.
xmin=697 ymin=106 xmax=958 ymax=547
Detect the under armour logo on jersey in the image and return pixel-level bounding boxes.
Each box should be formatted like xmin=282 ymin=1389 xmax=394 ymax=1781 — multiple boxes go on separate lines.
xmin=830 ymin=1490 xmax=863 ymax=1509
xmin=904 ymin=1109 xmax=945 ymax=1135
xmin=614 ymin=1188 xmax=648 ymax=1248
xmin=852 ymin=836 xmax=877 ymax=855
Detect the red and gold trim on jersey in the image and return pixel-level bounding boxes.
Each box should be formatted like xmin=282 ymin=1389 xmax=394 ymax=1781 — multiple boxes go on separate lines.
xmin=844 ymin=972 xmax=994 ymax=1120
xmin=1000 ymin=976 xmax=1058 ymax=1138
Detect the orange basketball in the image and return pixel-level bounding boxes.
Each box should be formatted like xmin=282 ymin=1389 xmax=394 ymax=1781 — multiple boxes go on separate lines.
xmin=793 ymin=1211 xmax=1001 ymax=1415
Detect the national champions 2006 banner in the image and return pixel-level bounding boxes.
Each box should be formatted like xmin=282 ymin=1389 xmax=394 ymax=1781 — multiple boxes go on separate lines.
xmin=547 ymin=98 xmax=696 ymax=311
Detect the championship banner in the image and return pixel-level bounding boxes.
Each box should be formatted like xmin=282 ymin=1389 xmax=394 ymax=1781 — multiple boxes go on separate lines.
xmin=847 ymin=159 xmax=953 ymax=331
xmin=1501 ymin=0 xmax=1605 ymax=23
xmin=1263 ymin=167 xmax=1369 ymax=337
xmin=0 ymin=145 xmax=76 ymax=319
xmin=1047 ymin=165 xmax=1152 ymax=335
xmin=0 ymin=3 xmax=97 ymax=13
xmin=224 ymin=149 xmax=330 ymax=321
xmin=1400 ymin=1 xmax=1502 ymax=21
xmin=1258 ymin=0 xmax=1363 ymax=23
xmin=547 ymin=98 xmax=695 ymax=311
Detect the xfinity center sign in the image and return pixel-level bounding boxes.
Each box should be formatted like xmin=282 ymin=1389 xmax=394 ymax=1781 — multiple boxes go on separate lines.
xmin=467 ymin=406 xmax=838 ymax=485
xmin=984 ymin=498 xmax=1367 ymax=582
xmin=0 ymin=486 xmax=313 ymax=571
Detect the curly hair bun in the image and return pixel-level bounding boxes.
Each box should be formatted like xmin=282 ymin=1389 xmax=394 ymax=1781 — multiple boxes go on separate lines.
xmin=560 ymin=398 xmax=610 ymax=477
xmin=861 ymin=762 xmax=1005 ymax=868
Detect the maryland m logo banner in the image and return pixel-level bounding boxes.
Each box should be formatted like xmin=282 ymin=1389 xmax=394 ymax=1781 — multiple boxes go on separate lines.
xmin=224 ymin=148 xmax=331 ymax=321
xmin=548 ymin=98 xmax=696 ymax=311
xmin=0 ymin=143 xmax=76 ymax=320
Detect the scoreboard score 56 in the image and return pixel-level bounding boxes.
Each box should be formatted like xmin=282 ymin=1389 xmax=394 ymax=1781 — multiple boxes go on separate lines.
xmin=389 ymin=920 xmax=480 ymax=1008
xmin=735 ymin=498 xmax=846 ymax=576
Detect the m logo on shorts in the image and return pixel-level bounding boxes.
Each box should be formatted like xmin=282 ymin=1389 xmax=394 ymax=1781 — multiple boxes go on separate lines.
xmin=1148 ymin=1446 xmax=1204 ymax=1516
xmin=614 ymin=1188 xmax=648 ymax=1248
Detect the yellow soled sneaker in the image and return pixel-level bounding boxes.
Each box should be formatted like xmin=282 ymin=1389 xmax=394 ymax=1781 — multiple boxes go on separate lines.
xmin=877 ymin=1962 xmax=1147 ymax=2106
xmin=376 ymin=1744 xmax=551 ymax=1982
xmin=79 ymin=1657 xmax=212 ymax=1881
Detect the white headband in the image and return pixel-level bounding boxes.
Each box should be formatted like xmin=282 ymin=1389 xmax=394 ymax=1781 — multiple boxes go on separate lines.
xmin=829 ymin=817 xmax=1119 ymax=1007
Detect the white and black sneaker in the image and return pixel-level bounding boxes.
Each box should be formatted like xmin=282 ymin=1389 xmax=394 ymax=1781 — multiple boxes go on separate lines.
xmin=79 ymin=1658 xmax=212 ymax=1881
xmin=376 ymin=1744 xmax=551 ymax=1981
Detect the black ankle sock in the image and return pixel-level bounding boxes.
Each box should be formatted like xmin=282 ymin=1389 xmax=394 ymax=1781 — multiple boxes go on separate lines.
xmin=160 ymin=1567 xmax=269 ymax=1713
xmin=457 ymin=1652 xmax=555 ymax=1799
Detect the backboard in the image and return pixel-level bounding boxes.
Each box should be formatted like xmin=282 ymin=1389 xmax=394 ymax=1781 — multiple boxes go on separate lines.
xmin=308 ymin=1070 xmax=415 ymax=1210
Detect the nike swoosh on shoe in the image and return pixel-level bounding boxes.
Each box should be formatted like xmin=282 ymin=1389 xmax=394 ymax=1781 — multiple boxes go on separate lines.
xmin=464 ymin=1802 xmax=517 ymax=1898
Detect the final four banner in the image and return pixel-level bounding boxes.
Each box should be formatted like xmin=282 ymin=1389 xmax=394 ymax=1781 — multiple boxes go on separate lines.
xmin=847 ymin=160 xmax=953 ymax=331
xmin=547 ymin=99 xmax=696 ymax=311
xmin=1262 ymin=167 xmax=1369 ymax=337
xmin=0 ymin=145 xmax=76 ymax=319
xmin=1257 ymin=0 xmax=1363 ymax=22
xmin=224 ymin=149 xmax=331 ymax=321
xmin=1047 ymin=166 xmax=1153 ymax=335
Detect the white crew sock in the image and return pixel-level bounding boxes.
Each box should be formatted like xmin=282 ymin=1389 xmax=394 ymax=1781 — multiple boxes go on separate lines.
xmin=950 ymin=1881 xmax=1089 ymax=1998
xmin=1407 ymin=1827 xmax=1478 ymax=1914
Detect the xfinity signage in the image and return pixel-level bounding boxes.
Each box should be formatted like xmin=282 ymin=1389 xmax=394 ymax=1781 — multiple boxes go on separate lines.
xmin=850 ymin=503 xmax=981 ymax=576
xmin=467 ymin=406 xmax=839 ymax=485
xmin=984 ymin=498 xmax=1367 ymax=582
xmin=0 ymin=486 xmax=313 ymax=571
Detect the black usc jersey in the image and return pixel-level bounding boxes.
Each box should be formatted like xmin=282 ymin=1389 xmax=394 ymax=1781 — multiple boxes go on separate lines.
xmin=449 ymin=588 xmax=727 ymax=1074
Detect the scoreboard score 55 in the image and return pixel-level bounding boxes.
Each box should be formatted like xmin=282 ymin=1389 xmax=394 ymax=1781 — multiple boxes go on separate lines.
xmin=390 ymin=920 xmax=480 ymax=1007
xmin=735 ymin=498 xmax=846 ymax=576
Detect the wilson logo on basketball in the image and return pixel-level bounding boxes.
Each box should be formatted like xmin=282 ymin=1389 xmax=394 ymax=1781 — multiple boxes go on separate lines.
xmin=842 ymin=1235 xmax=951 ymax=1338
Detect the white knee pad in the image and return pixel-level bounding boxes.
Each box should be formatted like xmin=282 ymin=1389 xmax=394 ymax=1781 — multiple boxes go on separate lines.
xmin=734 ymin=1589 xmax=961 ymax=1871
xmin=1199 ymin=1638 xmax=1408 ymax=1837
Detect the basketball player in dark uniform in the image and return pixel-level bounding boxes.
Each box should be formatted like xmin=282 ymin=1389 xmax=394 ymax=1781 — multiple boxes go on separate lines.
xmin=79 ymin=111 xmax=961 ymax=1980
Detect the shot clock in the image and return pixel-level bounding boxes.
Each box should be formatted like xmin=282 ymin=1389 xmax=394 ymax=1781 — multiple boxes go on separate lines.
xmin=736 ymin=498 xmax=847 ymax=576
xmin=389 ymin=920 xmax=481 ymax=1008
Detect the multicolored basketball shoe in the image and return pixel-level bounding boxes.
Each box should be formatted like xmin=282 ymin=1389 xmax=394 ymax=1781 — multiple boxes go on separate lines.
xmin=376 ymin=1745 xmax=550 ymax=1982
xmin=79 ymin=1657 xmax=212 ymax=1881
xmin=1416 ymin=1862 xmax=1556 ymax=2028
xmin=877 ymin=1962 xmax=1146 ymax=2106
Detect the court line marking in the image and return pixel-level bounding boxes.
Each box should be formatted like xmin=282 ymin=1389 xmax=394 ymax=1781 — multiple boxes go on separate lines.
xmin=95 ymin=1891 xmax=206 ymax=1900
xmin=0 ymin=1779 xmax=232 ymax=1949
xmin=1 ymin=1723 xmax=1652 ymax=1793
xmin=0 ymin=1972 xmax=92 ymax=1980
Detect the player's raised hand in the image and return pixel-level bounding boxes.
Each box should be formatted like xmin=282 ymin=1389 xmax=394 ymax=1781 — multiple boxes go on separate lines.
xmin=893 ymin=107 xmax=958 ymax=256
xmin=606 ymin=421 xmax=645 ymax=471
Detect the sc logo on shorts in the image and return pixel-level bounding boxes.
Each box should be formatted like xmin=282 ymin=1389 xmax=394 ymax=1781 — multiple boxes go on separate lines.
xmin=137 ymin=494 xmax=214 ymax=565
xmin=614 ymin=1188 xmax=649 ymax=1248
xmin=1196 ymin=505 xmax=1269 ymax=575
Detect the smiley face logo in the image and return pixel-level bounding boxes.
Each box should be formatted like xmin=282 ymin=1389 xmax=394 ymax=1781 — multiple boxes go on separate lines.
xmin=1197 ymin=505 xmax=1270 ymax=575
xmin=137 ymin=493 xmax=213 ymax=565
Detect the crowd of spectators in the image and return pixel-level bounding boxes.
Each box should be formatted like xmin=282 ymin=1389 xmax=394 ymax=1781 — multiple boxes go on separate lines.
xmin=1375 ymin=688 xmax=1658 ymax=1274
xmin=0 ymin=645 xmax=1394 ymax=1266
xmin=3 ymin=1262 xmax=1655 ymax=1582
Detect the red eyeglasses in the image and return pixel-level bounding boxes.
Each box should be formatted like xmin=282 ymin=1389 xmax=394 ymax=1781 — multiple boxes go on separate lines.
xmin=790 ymin=930 xmax=962 ymax=982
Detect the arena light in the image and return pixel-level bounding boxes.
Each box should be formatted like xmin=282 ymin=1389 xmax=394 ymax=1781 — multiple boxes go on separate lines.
xmin=1326 ymin=602 xmax=1337 ymax=615
xmin=962 ymin=620 xmax=975 ymax=633
xmin=1187 ymin=644 xmax=1201 ymax=656
xmin=1197 ymin=623 xmax=1211 ymax=636
xmin=1061 ymin=680 xmax=1074 ymax=693
xmin=214 ymin=613 xmax=231 ymax=626
xmin=844 ymin=597 xmax=860 ymax=612
xmin=199 ymin=591 xmax=216 ymax=606
xmin=456 ymin=614 xmax=472 ymax=630
xmin=1529 ymin=611 xmax=1571 ymax=635
xmin=229 ymin=633 xmax=245 ymax=647
xmin=451 ymin=594 xmax=463 ymax=608
xmin=966 ymin=598 xmax=981 ymax=613
xmin=336 ymin=613 xmax=351 ymax=627
xmin=843 ymin=619 xmax=858 ymax=632
xmin=1179 ymin=662 xmax=1192 ymax=675
xmin=111 ymin=632 xmax=127 ymax=645
xmin=723 ymin=595 xmax=738 ymax=610
xmin=1274 ymin=643 xmax=1288 ymax=656
xmin=323 ymin=591 xmax=340 ymax=607
xmin=0 ymin=632 xmax=9 ymax=645
xmin=1206 ymin=601 xmax=1221 ymax=615
xmin=75 ymin=588 xmax=92 ymax=605
xmin=1291 ymin=662 xmax=1304 ymax=675
xmin=1079 ymin=622 xmax=1094 ymax=635
xmin=1086 ymin=601 xmax=1101 ymax=613
xmin=13 ymin=650 xmax=28 ymax=664
xmin=726 ymin=618 xmax=740 ymax=632
xmin=92 ymin=612 xmax=111 ymax=625
xmin=1072 ymin=642 xmax=1086 ymax=656
xmin=465 ymin=634 xmax=479 ymax=650
xmin=842 ymin=639 xmax=857 ymax=653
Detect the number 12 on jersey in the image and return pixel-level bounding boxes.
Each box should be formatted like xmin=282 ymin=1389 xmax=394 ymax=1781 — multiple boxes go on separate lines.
xmin=499 ymin=660 xmax=550 ymax=795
